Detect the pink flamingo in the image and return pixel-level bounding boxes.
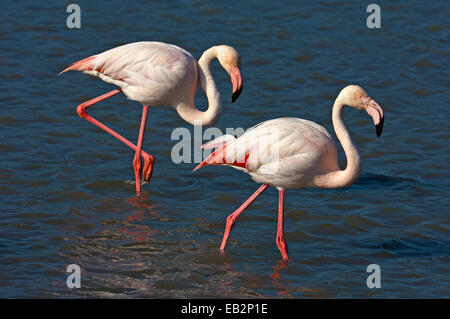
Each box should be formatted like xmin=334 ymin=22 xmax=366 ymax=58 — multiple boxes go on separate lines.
xmin=194 ymin=85 xmax=384 ymax=260
xmin=60 ymin=42 xmax=243 ymax=195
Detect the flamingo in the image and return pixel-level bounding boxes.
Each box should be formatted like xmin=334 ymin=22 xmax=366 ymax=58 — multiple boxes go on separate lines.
xmin=60 ymin=41 xmax=243 ymax=196
xmin=194 ymin=85 xmax=384 ymax=260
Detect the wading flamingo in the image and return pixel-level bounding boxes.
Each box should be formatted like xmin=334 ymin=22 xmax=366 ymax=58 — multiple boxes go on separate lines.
xmin=60 ymin=42 xmax=243 ymax=195
xmin=194 ymin=85 xmax=384 ymax=260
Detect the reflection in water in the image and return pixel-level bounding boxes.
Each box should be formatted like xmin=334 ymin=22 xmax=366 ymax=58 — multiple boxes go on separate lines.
xmin=116 ymin=225 xmax=157 ymax=242
xmin=270 ymin=260 xmax=289 ymax=296
xmin=214 ymin=261 xmax=242 ymax=298
xmin=118 ymin=191 xmax=161 ymax=241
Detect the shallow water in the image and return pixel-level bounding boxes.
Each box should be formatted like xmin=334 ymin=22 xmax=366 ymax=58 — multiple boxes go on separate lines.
xmin=0 ymin=0 xmax=449 ymax=298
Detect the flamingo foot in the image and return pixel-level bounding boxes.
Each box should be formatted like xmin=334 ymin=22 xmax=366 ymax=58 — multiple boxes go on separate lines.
xmin=220 ymin=214 xmax=237 ymax=251
xmin=142 ymin=154 xmax=155 ymax=184
xmin=276 ymin=235 xmax=289 ymax=261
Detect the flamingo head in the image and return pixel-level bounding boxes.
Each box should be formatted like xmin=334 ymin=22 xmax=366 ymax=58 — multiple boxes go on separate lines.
xmin=338 ymin=85 xmax=384 ymax=137
xmin=216 ymin=45 xmax=243 ymax=103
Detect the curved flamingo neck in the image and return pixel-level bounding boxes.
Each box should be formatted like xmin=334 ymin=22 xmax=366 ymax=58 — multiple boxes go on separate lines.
xmin=314 ymin=98 xmax=361 ymax=188
xmin=175 ymin=47 xmax=222 ymax=126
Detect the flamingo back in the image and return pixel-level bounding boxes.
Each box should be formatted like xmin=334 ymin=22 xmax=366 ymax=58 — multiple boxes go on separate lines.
xmin=195 ymin=117 xmax=340 ymax=189
xmin=61 ymin=42 xmax=199 ymax=106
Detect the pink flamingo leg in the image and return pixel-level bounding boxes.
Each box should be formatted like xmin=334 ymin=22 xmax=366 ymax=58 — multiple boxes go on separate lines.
xmin=133 ymin=105 xmax=149 ymax=195
xmin=76 ymin=89 xmax=155 ymax=188
xmin=276 ymin=190 xmax=289 ymax=260
xmin=220 ymin=184 xmax=269 ymax=251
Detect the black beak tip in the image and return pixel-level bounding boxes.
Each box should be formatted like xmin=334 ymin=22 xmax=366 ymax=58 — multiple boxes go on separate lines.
xmin=232 ymin=87 xmax=242 ymax=103
xmin=375 ymin=117 xmax=384 ymax=138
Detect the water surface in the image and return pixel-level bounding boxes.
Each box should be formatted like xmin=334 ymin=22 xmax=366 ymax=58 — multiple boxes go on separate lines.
xmin=0 ymin=0 xmax=449 ymax=298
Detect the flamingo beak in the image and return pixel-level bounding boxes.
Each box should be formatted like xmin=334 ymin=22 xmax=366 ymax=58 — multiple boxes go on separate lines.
xmin=230 ymin=65 xmax=243 ymax=102
xmin=365 ymin=99 xmax=384 ymax=137
xmin=376 ymin=115 xmax=384 ymax=137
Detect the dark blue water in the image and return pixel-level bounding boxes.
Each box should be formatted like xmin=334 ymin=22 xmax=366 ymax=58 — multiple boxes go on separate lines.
xmin=0 ymin=0 xmax=449 ymax=298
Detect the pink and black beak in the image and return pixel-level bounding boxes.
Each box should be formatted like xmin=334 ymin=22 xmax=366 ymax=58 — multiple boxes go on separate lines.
xmin=376 ymin=113 xmax=384 ymax=137
xmin=365 ymin=99 xmax=384 ymax=137
xmin=230 ymin=65 xmax=243 ymax=102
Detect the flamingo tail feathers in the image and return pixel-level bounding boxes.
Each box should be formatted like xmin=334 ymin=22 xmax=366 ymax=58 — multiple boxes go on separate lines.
xmin=193 ymin=144 xmax=228 ymax=172
xmin=58 ymin=56 xmax=96 ymax=75
xmin=193 ymin=134 xmax=249 ymax=171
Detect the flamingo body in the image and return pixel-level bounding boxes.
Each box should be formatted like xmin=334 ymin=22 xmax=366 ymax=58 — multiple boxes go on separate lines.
xmin=196 ymin=117 xmax=340 ymax=190
xmin=62 ymin=42 xmax=199 ymax=107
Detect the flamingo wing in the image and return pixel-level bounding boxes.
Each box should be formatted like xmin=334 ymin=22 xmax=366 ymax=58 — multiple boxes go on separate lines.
xmin=60 ymin=42 xmax=197 ymax=89
xmin=194 ymin=118 xmax=339 ymax=186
